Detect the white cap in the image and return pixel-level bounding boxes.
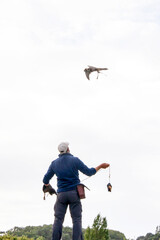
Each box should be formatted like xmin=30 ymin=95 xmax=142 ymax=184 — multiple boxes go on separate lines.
xmin=58 ymin=142 xmax=69 ymax=153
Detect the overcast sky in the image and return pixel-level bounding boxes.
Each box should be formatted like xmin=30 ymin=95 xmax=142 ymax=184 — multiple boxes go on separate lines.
xmin=0 ymin=0 xmax=160 ymax=239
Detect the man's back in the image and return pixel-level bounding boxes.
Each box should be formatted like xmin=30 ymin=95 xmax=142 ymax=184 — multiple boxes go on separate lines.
xmin=51 ymin=153 xmax=81 ymax=192
xmin=43 ymin=152 xmax=96 ymax=193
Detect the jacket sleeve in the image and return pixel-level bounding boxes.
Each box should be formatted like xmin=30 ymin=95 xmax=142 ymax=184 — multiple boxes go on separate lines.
xmin=76 ymin=158 xmax=96 ymax=176
xmin=43 ymin=163 xmax=55 ymax=184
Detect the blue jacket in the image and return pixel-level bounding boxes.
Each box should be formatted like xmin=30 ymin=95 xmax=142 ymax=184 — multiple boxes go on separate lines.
xmin=43 ymin=153 xmax=96 ymax=192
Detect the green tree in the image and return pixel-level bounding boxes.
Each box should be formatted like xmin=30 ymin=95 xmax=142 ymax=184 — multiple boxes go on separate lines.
xmin=62 ymin=227 xmax=72 ymax=240
xmin=6 ymin=225 xmax=52 ymax=240
xmin=0 ymin=235 xmax=34 ymax=240
xmin=109 ymin=229 xmax=127 ymax=240
xmin=156 ymin=226 xmax=160 ymax=234
xmin=84 ymin=214 xmax=109 ymax=240
xmin=35 ymin=237 xmax=44 ymax=240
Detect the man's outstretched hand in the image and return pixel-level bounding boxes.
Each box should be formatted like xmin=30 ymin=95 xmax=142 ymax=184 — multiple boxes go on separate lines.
xmin=100 ymin=163 xmax=110 ymax=169
xmin=95 ymin=163 xmax=110 ymax=172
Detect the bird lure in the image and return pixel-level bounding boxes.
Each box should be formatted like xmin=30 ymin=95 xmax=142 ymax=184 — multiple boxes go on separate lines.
xmin=84 ymin=65 xmax=108 ymax=80
xmin=107 ymin=166 xmax=112 ymax=192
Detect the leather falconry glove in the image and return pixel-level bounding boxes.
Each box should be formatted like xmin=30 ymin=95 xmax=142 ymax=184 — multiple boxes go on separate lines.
xmin=42 ymin=184 xmax=57 ymax=200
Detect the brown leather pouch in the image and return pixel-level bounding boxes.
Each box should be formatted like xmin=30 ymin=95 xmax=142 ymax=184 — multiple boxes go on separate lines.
xmin=77 ymin=184 xmax=90 ymax=199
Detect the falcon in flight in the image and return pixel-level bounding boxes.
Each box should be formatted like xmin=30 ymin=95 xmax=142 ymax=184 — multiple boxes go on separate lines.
xmin=84 ymin=65 xmax=108 ymax=80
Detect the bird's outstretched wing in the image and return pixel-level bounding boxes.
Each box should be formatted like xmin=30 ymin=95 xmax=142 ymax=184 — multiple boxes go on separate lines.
xmin=84 ymin=68 xmax=92 ymax=80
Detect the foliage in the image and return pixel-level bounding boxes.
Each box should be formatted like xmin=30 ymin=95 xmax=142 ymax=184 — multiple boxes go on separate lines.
xmin=3 ymin=221 xmax=160 ymax=240
xmin=0 ymin=234 xmax=34 ymax=240
xmin=136 ymin=232 xmax=160 ymax=240
xmin=5 ymin=225 xmax=74 ymax=240
xmin=2 ymin=221 xmax=127 ymax=240
xmin=108 ymin=229 xmax=127 ymax=240
xmin=156 ymin=226 xmax=160 ymax=234
xmin=62 ymin=226 xmax=72 ymax=240
xmin=136 ymin=236 xmax=145 ymax=240
xmin=84 ymin=214 xmax=109 ymax=240
xmin=6 ymin=225 xmax=52 ymax=240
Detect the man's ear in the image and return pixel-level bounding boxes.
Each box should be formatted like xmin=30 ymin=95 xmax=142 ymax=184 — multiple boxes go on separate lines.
xmin=67 ymin=147 xmax=70 ymax=152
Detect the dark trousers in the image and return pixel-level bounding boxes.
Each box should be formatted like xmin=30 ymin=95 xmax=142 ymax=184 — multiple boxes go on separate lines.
xmin=52 ymin=190 xmax=83 ymax=240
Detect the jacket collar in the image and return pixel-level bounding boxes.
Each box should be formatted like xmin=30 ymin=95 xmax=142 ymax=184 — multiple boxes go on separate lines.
xmin=58 ymin=152 xmax=72 ymax=157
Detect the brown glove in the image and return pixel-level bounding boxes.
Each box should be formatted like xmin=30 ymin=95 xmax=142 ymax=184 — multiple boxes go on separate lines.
xmin=42 ymin=184 xmax=57 ymax=200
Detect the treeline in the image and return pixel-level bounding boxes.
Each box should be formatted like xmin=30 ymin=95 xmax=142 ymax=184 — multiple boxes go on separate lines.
xmin=1 ymin=214 xmax=126 ymax=240
xmin=2 ymin=225 xmax=72 ymax=240
xmin=1 ymin=225 xmax=126 ymax=240
xmin=1 ymin=220 xmax=160 ymax=240
xmin=5 ymin=225 xmax=52 ymax=240
xmin=137 ymin=232 xmax=160 ymax=240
